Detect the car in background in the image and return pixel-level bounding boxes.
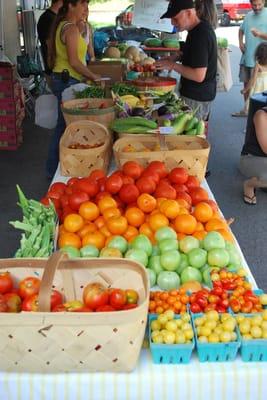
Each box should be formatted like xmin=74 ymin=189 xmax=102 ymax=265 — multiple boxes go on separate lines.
xmin=220 ymin=1 xmax=251 ymax=26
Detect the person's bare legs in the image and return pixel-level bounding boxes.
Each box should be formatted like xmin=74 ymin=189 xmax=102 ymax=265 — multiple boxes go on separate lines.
xmin=243 ymin=176 xmax=267 ymax=204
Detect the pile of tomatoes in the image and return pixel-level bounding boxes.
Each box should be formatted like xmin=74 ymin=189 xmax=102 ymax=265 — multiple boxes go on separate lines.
xmin=0 ymin=271 xmax=139 ymax=313
xmin=41 ymin=161 xmax=232 ymax=251
xmin=149 ymin=289 xmax=189 ymax=314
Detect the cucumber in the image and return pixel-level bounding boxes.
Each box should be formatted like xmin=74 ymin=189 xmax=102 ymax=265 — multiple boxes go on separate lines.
xmin=185 ymin=128 xmax=197 ymax=136
xmin=196 ymin=120 xmax=206 ymax=135
xmin=172 ymin=113 xmax=193 ymax=135
xmin=184 ymin=116 xmax=198 ymax=132
xmin=110 ymin=117 xmax=157 ymax=133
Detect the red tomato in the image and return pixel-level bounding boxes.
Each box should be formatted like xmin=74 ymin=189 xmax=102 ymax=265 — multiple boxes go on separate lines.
xmin=196 ymin=295 xmax=208 ymax=309
xmin=141 ymin=170 xmax=160 ymax=185
xmin=89 ymin=169 xmax=106 ymax=182
xmin=175 ymin=191 xmax=192 ymax=206
xmin=123 ymin=303 xmax=138 ymax=310
xmin=136 ymin=176 xmax=156 ymax=194
xmin=173 ymin=183 xmax=188 ymax=193
xmin=210 ymin=287 xmax=223 ymax=296
xmin=168 ymin=167 xmax=188 ymax=184
xmin=46 ymin=189 xmax=61 ymax=201
xmin=119 ymin=184 xmax=139 ymax=204
xmin=96 ymin=304 xmax=116 ymax=312
xmin=188 ymin=187 xmax=209 ymax=206
xmin=3 ymin=292 xmax=22 ymax=312
xmin=186 ymin=175 xmax=200 ymax=190
xmin=154 ymin=182 xmax=176 ymax=199
xmin=52 ymin=304 xmax=67 ymax=312
xmin=83 ymin=283 xmax=109 ymax=310
xmin=190 ymin=303 xmax=202 ymax=313
xmin=68 ymin=191 xmax=90 ymax=211
xmin=72 ymin=306 xmax=93 ymax=312
xmin=122 ymin=161 xmax=143 ymax=180
xmin=98 ymin=177 xmax=107 ymax=192
xmin=0 ymin=294 xmax=8 ymax=312
xmin=208 ymin=294 xmax=220 ymax=304
xmin=204 ymin=303 xmax=216 ymax=312
xmin=40 ymin=197 xmax=50 ymax=206
xmin=219 ymin=298 xmax=230 ymax=309
xmin=75 ymin=178 xmax=99 ymax=197
xmin=47 ymin=197 xmax=61 ymax=210
xmin=67 ymin=177 xmax=79 ymax=187
xmin=147 ymin=161 xmax=168 ymax=179
xmin=109 ymin=289 xmax=127 ymax=310
xmin=0 ymin=272 xmax=13 ymax=294
xmin=105 ymin=174 xmax=123 ymax=194
xmin=18 ymin=277 xmax=41 ymax=299
xmin=60 ymin=194 xmax=69 ymax=208
xmin=21 ymin=294 xmax=39 ymax=311
xmin=50 ymin=290 xmax=64 ymax=310
xmin=49 ymin=182 xmax=66 ymax=195
xmin=202 ymin=199 xmax=218 ymax=212
xmin=95 ymin=191 xmax=112 ymax=202
xmin=121 ymin=175 xmax=135 ymax=185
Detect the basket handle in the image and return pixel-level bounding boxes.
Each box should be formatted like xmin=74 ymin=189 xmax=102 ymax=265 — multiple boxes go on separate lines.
xmin=38 ymin=251 xmax=70 ymax=312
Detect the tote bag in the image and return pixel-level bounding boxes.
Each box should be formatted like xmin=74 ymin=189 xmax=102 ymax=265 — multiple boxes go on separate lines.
xmin=35 ymin=94 xmax=57 ymax=129
xmin=216 ymin=47 xmax=233 ymax=92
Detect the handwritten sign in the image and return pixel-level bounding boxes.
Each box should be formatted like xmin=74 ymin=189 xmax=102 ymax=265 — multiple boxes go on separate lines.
xmin=132 ymin=0 xmax=174 ymax=33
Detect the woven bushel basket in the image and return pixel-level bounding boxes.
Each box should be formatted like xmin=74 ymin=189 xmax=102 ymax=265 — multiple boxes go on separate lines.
xmin=62 ymin=98 xmax=115 ymax=127
xmin=0 ymin=252 xmax=149 ymax=373
xmin=113 ymin=135 xmax=210 ymax=182
xmin=59 ymin=120 xmax=112 ymax=177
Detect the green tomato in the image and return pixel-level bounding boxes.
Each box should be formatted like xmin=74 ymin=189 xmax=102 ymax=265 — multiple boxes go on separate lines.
xmin=125 ymin=248 xmax=148 ymax=267
xmin=148 ymin=255 xmax=163 ymax=275
xmin=151 ymin=245 xmax=160 ymax=256
xmin=202 ymin=267 xmax=212 ymax=287
xmin=80 ymin=244 xmax=99 ymax=258
xmin=207 ymin=248 xmax=230 ymax=268
xmin=225 ymin=242 xmax=241 ymax=267
xmin=160 ymin=250 xmax=181 ymax=271
xmin=107 ymin=235 xmax=128 ymax=254
xmin=159 ymin=239 xmax=178 ymax=253
xmin=155 ymin=226 xmax=177 ymax=242
xmin=131 ymin=234 xmax=152 ymax=256
xmin=147 ymin=269 xmax=157 ymax=288
xmin=203 ymin=231 xmax=225 ymax=251
xmin=61 ymin=246 xmax=80 ymax=258
xmin=188 ymin=248 xmax=207 ymax=269
xmin=157 ymin=271 xmax=180 ymax=290
xmin=99 ymin=247 xmax=122 ymax=258
xmin=180 ymin=267 xmax=202 ymax=284
xmin=176 ymin=253 xmax=189 ymax=274
xmin=179 ymin=236 xmax=199 ymax=254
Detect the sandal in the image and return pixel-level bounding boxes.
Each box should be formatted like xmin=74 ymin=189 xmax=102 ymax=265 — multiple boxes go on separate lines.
xmin=231 ymin=110 xmax=248 ymax=117
xmin=243 ymin=193 xmax=257 ymax=205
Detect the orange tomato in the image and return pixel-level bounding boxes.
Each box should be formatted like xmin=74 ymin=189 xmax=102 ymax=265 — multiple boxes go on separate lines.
xmin=94 ymin=216 xmax=106 ymax=229
xmin=139 ymin=222 xmax=154 ymax=238
xmin=174 ymin=214 xmax=197 ymax=234
xmin=205 ymin=218 xmax=227 ymax=232
xmin=99 ymin=225 xmax=112 ymax=238
xmin=193 ymin=202 xmax=213 ymax=223
xmin=77 ymin=222 xmax=97 ymax=238
xmin=106 ymin=216 xmax=128 ymax=235
xmin=177 ymin=232 xmax=186 ymax=240
xmin=63 ymin=213 xmax=84 ymax=233
xmin=193 ymin=230 xmax=207 ymax=240
xmin=195 ymin=221 xmax=204 ymax=231
xmin=125 ymin=207 xmax=145 ymax=227
xmin=176 ymin=198 xmax=191 ymax=209
xmin=159 ymin=199 xmax=180 ymax=219
xmin=148 ymin=212 xmax=169 ymax=232
xmin=178 ymin=207 xmax=189 ymax=215
xmin=102 ymin=207 xmax=121 ymax=221
xmin=156 ymin=197 xmax=167 ymax=208
xmin=78 ymin=201 xmax=99 ymax=221
xmin=58 ymin=232 xmax=82 ymax=249
xmin=137 ymin=193 xmax=157 ymax=213
xmin=82 ymin=231 xmax=106 ymax=249
xmin=216 ymin=228 xmax=234 ymax=242
xmin=98 ymin=196 xmax=117 ymax=214
xmin=123 ymin=225 xmax=139 ymax=241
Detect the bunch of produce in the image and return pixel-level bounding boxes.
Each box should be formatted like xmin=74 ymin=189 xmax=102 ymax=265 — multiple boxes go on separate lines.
xmin=0 ymin=271 xmax=139 ymax=313
xmin=112 ymin=92 xmax=153 ymax=119
xmin=144 ymin=38 xmax=180 ymax=49
xmin=110 ymin=116 xmax=157 ymax=134
xmin=149 ymin=289 xmax=190 ymax=314
xmin=111 ymin=82 xmax=139 ymax=97
xmin=193 ymin=311 xmax=238 ymax=343
xmin=217 ymin=37 xmax=229 ymax=49
xmin=150 ymin=310 xmax=194 ymax=345
xmin=73 ymin=86 xmax=105 ymax=99
xmin=160 ymin=109 xmax=206 ymax=136
xmin=155 ymin=91 xmax=186 ymax=114
xmin=236 ymin=312 xmax=267 ymax=339
xmin=210 ymin=268 xmax=248 ymax=291
xmin=10 ymin=185 xmax=57 ymax=258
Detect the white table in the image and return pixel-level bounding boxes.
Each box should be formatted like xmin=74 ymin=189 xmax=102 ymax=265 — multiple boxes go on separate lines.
xmin=0 ymin=166 xmax=265 ymax=400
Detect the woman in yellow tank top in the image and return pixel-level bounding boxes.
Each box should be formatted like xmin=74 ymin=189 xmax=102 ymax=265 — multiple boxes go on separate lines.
xmin=46 ymin=0 xmax=101 ymax=178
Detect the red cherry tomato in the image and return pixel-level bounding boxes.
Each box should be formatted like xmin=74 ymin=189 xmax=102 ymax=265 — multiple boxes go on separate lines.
xmin=109 ymin=289 xmax=127 ymax=310
xmin=190 ymin=303 xmax=202 ymax=313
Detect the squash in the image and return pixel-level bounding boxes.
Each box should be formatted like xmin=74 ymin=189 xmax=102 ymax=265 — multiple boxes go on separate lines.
xmin=142 ymin=57 xmax=155 ymax=66
xmin=124 ymin=46 xmax=140 ymax=60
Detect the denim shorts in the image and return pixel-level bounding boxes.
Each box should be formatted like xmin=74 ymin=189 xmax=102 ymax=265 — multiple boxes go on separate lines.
xmin=239 ymin=65 xmax=254 ymax=83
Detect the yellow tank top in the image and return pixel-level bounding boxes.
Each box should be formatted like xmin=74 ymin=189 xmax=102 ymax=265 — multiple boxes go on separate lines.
xmin=53 ymin=21 xmax=87 ymax=81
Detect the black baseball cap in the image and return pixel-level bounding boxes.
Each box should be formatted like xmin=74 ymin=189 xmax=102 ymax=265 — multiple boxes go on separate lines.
xmin=160 ymin=0 xmax=194 ymax=19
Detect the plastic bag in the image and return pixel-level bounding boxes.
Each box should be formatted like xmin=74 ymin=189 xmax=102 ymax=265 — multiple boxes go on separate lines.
xmin=62 ymin=83 xmax=90 ymax=102
xmin=217 ymin=48 xmax=233 ymax=92
xmin=35 ymin=94 xmax=58 ymax=129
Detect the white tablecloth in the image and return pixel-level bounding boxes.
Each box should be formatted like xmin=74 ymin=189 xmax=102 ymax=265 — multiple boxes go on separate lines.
xmin=0 ymin=166 xmax=264 ymax=399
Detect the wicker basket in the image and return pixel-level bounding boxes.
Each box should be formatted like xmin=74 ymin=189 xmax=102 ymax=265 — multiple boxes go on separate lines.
xmin=59 ymin=120 xmax=112 ymax=177
xmin=62 ymin=98 xmax=116 ymax=127
xmin=130 ymin=77 xmax=177 ymax=93
xmin=0 ymin=252 xmax=149 ymax=373
xmin=113 ymin=135 xmax=210 ymax=181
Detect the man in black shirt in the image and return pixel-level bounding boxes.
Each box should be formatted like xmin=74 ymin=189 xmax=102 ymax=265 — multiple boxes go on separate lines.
xmin=156 ymin=0 xmax=217 ymax=121
xmin=37 ymin=0 xmax=63 ymax=75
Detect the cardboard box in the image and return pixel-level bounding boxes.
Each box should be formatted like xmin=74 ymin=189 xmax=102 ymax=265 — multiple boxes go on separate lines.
xmin=88 ymin=60 xmax=127 ymax=83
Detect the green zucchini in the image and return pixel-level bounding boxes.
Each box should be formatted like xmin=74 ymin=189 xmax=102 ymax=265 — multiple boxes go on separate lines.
xmin=196 ymin=120 xmax=206 ymax=135
xmin=184 ymin=116 xmax=198 ymax=132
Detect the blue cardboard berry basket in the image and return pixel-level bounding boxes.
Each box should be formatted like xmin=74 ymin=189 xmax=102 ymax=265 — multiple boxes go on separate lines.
xmin=191 ymin=312 xmax=241 ymax=362
xmin=236 ymin=313 xmax=267 ymax=362
xmin=149 ymin=314 xmax=195 ymax=364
